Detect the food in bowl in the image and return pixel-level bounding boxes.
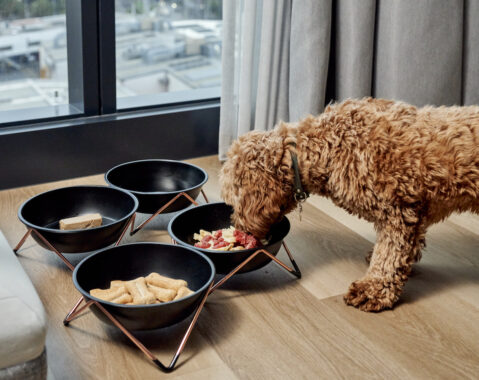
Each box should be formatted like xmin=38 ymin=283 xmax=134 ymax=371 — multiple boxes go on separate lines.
xmin=193 ymin=226 xmax=262 ymax=251
xmin=59 ymin=213 xmax=102 ymax=230
xmin=90 ymin=272 xmax=193 ymax=305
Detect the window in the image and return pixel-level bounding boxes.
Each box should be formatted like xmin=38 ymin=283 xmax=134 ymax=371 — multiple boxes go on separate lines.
xmin=115 ymin=0 xmax=222 ymax=109
xmin=0 ymin=1 xmax=221 ymax=189
xmin=0 ymin=1 xmax=69 ymax=114
xmin=0 ymin=0 xmax=222 ymax=127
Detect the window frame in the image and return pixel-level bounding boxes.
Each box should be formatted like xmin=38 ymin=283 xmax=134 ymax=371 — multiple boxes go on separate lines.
xmin=0 ymin=0 xmax=221 ymax=127
xmin=0 ymin=0 xmax=221 ymax=189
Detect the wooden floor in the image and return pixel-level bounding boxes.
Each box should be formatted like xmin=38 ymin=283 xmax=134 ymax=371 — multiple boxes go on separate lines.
xmin=1 ymin=155 xmax=478 ymax=379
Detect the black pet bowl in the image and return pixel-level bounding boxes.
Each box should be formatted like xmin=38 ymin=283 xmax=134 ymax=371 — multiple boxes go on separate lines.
xmin=105 ymin=159 xmax=208 ymax=214
xmin=18 ymin=186 xmax=138 ymax=253
xmin=168 ymin=202 xmax=290 ymax=274
xmin=73 ymin=243 xmax=215 ymax=330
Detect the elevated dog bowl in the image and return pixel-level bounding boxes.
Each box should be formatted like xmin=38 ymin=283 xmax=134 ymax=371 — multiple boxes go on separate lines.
xmin=73 ymin=243 xmax=215 ymax=330
xmin=63 ymin=208 xmax=298 ymax=372
xmin=168 ymin=202 xmax=290 ymax=274
xmin=18 ymin=186 xmax=138 ymax=253
xmin=105 ymin=159 xmax=208 ymax=214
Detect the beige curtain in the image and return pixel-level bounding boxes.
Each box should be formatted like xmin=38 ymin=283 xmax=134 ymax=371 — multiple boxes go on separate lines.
xmin=219 ymin=0 xmax=479 ymax=159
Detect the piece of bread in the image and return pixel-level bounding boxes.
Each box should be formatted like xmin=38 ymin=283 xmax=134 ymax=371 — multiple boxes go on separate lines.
xmin=59 ymin=213 xmax=102 ymax=230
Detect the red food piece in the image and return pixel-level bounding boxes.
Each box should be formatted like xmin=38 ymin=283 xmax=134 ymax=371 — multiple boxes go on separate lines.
xmin=195 ymin=241 xmax=211 ymax=249
xmin=233 ymin=229 xmax=259 ymax=249
xmin=233 ymin=230 xmax=247 ymax=245
xmin=212 ymin=241 xmax=229 ymax=249
xmin=244 ymin=235 xmax=259 ymax=249
xmin=195 ymin=228 xmax=260 ymax=251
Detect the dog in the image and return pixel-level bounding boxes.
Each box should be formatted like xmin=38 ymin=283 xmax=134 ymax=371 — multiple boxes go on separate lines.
xmin=220 ymin=97 xmax=479 ymax=312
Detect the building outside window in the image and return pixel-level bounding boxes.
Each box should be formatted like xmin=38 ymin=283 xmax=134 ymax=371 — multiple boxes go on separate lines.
xmin=0 ymin=0 xmax=68 ymax=112
xmin=115 ymin=0 xmax=222 ymax=108
xmin=0 ymin=0 xmax=222 ymax=118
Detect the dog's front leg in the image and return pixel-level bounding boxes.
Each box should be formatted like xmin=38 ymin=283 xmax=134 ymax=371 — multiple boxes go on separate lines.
xmin=344 ymin=224 xmax=418 ymax=312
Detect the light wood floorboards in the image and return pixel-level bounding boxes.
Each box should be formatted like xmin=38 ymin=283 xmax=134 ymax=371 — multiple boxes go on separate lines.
xmin=0 ymin=155 xmax=477 ymax=379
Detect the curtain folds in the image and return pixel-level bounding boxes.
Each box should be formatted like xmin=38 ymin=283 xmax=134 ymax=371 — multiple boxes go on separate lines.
xmin=219 ymin=0 xmax=479 ymax=159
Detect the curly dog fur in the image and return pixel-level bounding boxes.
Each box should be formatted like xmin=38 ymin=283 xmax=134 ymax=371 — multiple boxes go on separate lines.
xmin=220 ymin=97 xmax=479 ymax=312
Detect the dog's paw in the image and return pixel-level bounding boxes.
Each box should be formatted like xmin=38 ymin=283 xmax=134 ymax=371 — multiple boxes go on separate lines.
xmin=343 ymin=278 xmax=400 ymax=312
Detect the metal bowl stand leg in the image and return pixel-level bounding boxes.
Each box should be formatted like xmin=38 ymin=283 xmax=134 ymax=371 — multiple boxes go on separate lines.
xmin=209 ymin=241 xmax=301 ymax=294
xmin=12 ymin=215 xmax=136 ymax=271
xmin=130 ymin=190 xmax=209 ymax=236
xmin=63 ymin=281 xmax=213 ymax=372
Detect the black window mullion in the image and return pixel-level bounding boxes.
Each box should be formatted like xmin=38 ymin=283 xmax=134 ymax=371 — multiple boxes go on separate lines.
xmin=66 ymin=0 xmax=100 ymax=116
xmin=98 ymin=0 xmax=117 ymax=114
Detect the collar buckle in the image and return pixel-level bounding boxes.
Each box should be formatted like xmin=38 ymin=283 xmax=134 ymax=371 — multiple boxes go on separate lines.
xmin=294 ymin=188 xmax=309 ymax=202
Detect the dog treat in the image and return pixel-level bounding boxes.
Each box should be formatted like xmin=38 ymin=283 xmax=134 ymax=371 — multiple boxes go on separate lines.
xmin=193 ymin=226 xmax=260 ymax=251
xmin=125 ymin=277 xmax=156 ymax=305
xmin=174 ymin=286 xmax=194 ymax=301
xmin=59 ymin=213 xmax=102 ymax=230
xmin=89 ymin=272 xmax=194 ymax=305
xmin=90 ymin=285 xmax=128 ymax=302
xmin=147 ymin=284 xmax=176 ymax=302
xmin=146 ymin=272 xmax=187 ymax=291
xmin=111 ymin=293 xmax=133 ymax=304
xmin=110 ymin=280 xmax=125 ymax=289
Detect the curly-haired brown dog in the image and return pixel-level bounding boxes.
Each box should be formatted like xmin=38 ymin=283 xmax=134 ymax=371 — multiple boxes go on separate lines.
xmin=220 ymin=97 xmax=479 ymax=312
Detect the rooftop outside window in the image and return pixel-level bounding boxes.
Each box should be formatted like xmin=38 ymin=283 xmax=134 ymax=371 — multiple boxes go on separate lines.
xmin=0 ymin=1 xmax=69 ymax=114
xmin=115 ymin=0 xmax=222 ymax=109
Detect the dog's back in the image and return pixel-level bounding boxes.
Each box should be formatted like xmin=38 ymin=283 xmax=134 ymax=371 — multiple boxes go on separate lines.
xmin=318 ymin=98 xmax=479 ymax=219
xmin=416 ymin=104 xmax=479 ymax=217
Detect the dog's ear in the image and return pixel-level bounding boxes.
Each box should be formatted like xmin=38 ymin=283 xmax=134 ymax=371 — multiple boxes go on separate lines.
xmin=220 ymin=127 xmax=293 ymax=238
xmin=231 ymin=172 xmax=285 ymax=238
xmin=270 ymin=121 xmax=292 ymax=170
xmin=273 ymin=121 xmax=303 ymax=179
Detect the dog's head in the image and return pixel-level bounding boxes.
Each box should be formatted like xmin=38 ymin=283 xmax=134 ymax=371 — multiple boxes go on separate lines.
xmin=220 ymin=124 xmax=296 ymax=238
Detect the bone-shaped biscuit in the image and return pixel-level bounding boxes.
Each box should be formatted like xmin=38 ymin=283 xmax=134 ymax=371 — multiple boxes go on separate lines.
xmin=110 ymin=280 xmax=125 ymax=289
xmin=147 ymin=284 xmax=176 ymax=302
xmin=125 ymin=277 xmax=156 ymax=305
xmin=90 ymin=285 xmax=128 ymax=302
xmin=173 ymin=286 xmax=194 ymax=301
xmin=146 ymin=273 xmax=187 ymax=291
xmin=111 ymin=293 xmax=133 ymax=304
